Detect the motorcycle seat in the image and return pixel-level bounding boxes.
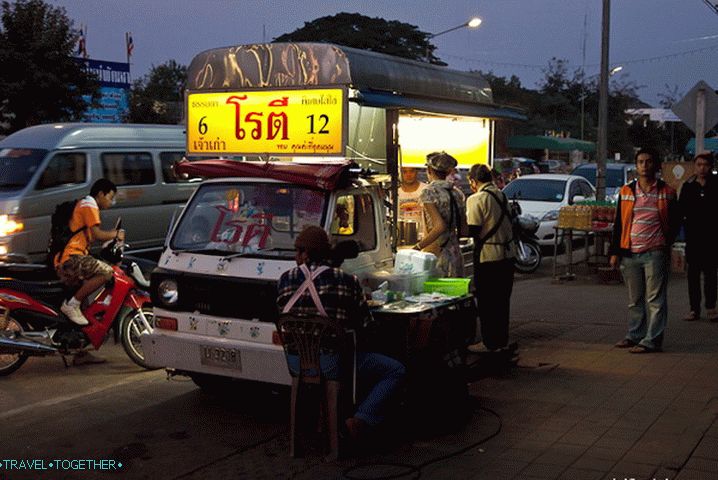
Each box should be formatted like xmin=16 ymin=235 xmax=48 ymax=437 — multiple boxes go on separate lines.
xmin=0 ymin=277 xmax=67 ymax=306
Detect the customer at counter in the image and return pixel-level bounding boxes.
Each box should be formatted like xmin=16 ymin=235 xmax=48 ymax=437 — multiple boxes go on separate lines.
xmin=413 ymin=152 xmax=466 ymax=277
xmin=277 ymin=226 xmax=406 ymax=441
xmin=465 ymin=164 xmax=515 ymax=353
xmin=398 ymin=166 xmax=427 ymax=240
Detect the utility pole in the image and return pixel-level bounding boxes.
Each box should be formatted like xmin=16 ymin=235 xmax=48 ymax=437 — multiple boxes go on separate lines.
xmin=596 ymin=0 xmax=610 ymax=201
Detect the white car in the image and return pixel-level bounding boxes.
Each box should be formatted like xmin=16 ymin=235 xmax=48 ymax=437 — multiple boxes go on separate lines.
xmin=502 ymin=174 xmax=596 ymax=246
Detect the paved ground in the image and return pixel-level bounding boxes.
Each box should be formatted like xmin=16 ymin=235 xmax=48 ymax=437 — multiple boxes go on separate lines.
xmin=3 ymin=258 xmax=717 ymax=480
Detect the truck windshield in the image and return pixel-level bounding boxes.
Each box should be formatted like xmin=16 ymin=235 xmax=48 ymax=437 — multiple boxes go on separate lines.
xmin=0 ymin=148 xmax=47 ymax=190
xmin=171 ymin=182 xmax=327 ymax=255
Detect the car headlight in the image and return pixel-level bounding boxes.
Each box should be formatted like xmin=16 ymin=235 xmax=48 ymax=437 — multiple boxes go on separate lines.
xmin=158 ymin=279 xmax=179 ymax=306
xmin=0 ymin=214 xmax=24 ymax=237
xmin=541 ymin=210 xmax=559 ymax=222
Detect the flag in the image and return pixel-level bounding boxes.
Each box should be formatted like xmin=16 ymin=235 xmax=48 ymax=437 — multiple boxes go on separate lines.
xmin=126 ymin=32 xmax=134 ymax=58
xmin=77 ymin=25 xmax=88 ymax=59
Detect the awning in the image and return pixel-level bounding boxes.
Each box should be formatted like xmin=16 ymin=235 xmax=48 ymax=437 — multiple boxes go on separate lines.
xmin=685 ymin=137 xmax=718 ymax=155
xmin=175 ymin=159 xmax=352 ymax=190
xmin=508 ymin=135 xmax=596 ymax=153
xmin=356 ymin=90 xmax=526 ymax=121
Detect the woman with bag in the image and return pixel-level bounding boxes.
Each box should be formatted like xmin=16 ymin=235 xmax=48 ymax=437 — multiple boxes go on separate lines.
xmin=413 ymin=152 xmax=465 ymax=277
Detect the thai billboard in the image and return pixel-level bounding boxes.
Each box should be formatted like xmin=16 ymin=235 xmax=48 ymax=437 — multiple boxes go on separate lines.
xmin=77 ymin=59 xmax=131 ymax=123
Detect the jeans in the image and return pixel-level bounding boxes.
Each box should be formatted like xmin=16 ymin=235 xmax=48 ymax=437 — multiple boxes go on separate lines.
xmin=687 ymin=259 xmax=717 ymax=315
xmin=620 ymin=250 xmax=669 ymax=349
xmin=474 ymin=259 xmax=514 ymax=350
xmin=287 ymin=352 xmax=405 ymax=427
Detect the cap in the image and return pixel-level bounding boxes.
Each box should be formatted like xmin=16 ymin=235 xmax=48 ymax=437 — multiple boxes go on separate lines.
xmin=426 ymin=151 xmax=458 ymax=173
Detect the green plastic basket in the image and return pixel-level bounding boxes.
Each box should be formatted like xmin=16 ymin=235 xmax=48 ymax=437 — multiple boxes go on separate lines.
xmin=422 ymin=278 xmax=472 ymax=296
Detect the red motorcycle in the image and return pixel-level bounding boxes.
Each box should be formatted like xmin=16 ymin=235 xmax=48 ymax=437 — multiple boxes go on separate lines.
xmin=0 ymin=235 xmax=155 ymax=375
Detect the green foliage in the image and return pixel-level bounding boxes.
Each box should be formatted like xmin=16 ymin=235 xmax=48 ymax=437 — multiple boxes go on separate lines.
xmin=0 ymin=0 xmax=99 ymax=133
xmin=128 ymin=59 xmax=186 ymax=124
xmin=274 ymin=12 xmax=440 ymax=63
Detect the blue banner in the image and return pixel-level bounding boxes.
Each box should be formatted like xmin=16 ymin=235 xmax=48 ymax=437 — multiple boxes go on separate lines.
xmin=76 ymin=58 xmax=131 ymax=123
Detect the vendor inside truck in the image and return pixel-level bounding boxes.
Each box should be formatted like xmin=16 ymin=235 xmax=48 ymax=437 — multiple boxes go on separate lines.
xmin=277 ymin=226 xmax=406 ymax=441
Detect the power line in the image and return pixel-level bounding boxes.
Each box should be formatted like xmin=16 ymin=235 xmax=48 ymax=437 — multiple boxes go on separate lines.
xmin=703 ymin=0 xmax=718 ymax=15
xmin=443 ymin=41 xmax=718 ymax=71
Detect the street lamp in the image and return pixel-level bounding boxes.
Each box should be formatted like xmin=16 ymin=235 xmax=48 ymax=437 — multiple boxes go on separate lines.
xmin=580 ymin=65 xmax=623 ymax=141
xmin=426 ymin=16 xmax=482 ymax=62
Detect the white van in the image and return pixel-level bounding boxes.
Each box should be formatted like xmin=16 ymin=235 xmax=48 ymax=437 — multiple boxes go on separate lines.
xmin=0 ymin=123 xmax=197 ymax=264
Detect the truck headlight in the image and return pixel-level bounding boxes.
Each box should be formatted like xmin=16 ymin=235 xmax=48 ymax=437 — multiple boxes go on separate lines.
xmin=0 ymin=215 xmax=24 ymax=237
xmin=158 ymin=279 xmax=179 ymax=306
xmin=541 ymin=210 xmax=559 ymax=222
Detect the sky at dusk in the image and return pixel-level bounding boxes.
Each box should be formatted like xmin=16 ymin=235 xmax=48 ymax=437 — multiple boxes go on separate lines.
xmin=47 ymin=0 xmax=718 ymax=106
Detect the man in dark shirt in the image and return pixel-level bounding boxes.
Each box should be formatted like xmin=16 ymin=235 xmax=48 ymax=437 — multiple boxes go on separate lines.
xmin=679 ymin=153 xmax=718 ymax=321
xmin=277 ymin=226 xmax=405 ymax=440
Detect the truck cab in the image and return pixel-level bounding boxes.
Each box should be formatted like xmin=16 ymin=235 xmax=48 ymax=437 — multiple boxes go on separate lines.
xmin=143 ymin=160 xmax=392 ymax=387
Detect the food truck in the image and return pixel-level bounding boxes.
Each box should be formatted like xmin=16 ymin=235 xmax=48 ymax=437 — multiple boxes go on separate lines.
xmin=140 ymin=43 xmax=524 ymax=390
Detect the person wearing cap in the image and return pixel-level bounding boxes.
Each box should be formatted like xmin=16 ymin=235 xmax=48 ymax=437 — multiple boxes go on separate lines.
xmin=277 ymin=226 xmax=405 ymax=441
xmin=414 ymin=152 xmax=466 ymax=277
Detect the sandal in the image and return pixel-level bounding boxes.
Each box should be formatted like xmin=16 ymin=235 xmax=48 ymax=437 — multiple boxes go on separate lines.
xmin=682 ymin=311 xmax=699 ymax=322
xmin=628 ymin=345 xmax=660 ymax=354
xmin=614 ymin=339 xmax=637 ymax=348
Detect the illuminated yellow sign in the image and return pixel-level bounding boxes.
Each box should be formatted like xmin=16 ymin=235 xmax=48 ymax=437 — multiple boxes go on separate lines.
xmin=398 ymin=115 xmax=491 ymax=168
xmin=187 ymin=89 xmax=346 ymax=156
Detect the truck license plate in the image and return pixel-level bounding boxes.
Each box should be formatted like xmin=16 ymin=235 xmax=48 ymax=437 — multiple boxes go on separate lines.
xmin=200 ymin=345 xmax=242 ymax=370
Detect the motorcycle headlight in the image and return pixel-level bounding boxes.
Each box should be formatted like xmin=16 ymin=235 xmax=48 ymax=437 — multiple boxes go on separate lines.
xmin=541 ymin=210 xmax=560 ymax=222
xmin=158 ymin=279 xmax=179 ymax=306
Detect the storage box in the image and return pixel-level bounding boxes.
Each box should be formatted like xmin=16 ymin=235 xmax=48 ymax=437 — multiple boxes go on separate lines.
xmin=366 ymin=270 xmax=430 ymax=295
xmin=423 ymin=278 xmax=472 ymax=296
xmin=394 ymin=249 xmax=437 ymax=274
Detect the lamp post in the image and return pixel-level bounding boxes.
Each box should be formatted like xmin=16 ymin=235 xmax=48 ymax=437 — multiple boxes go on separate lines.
xmin=580 ymin=65 xmax=622 ymax=141
xmin=425 ymin=17 xmax=482 ymax=62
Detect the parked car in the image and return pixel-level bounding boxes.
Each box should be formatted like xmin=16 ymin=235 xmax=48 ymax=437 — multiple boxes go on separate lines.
xmin=571 ymin=162 xmax=636 ymax=202
xmin=501 ymin=174 xmax=596 ymax=246
xmin=0 ymin=123 xmax=198 ymax=264
xmin=538 ymin=159 xmax=563 ymax=173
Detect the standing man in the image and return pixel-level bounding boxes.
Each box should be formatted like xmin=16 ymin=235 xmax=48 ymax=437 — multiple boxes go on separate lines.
xmin=609 ymin=148 xmax=680 ymax=354
xmin=679 ymin=153 xmax=718 ymax=322
xmin=398 ymin=166 xmax=427 ymax=239
xmin=465 ymin=164 xmax=515 ymax=353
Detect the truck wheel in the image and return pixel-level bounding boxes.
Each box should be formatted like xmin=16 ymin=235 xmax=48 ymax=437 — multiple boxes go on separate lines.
xmin=0 ymin=316 xmax=29 ymax=376
xmin=120 ymin=307 xmax=158 ymax=370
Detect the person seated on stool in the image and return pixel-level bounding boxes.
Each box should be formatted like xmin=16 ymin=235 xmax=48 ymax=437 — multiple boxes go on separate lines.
xmin=277 ymin=226 xmax=405 ymax=441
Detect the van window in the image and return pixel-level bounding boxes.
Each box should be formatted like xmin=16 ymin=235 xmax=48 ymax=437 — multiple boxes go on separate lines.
xmin=159 ymin=152 xmax=202 ymax=183
xmin=102 ymin=152 xmax=155 ymax=186
xmin=36 ymin=152 xmax=87 ymax=190
xmin=331 ymin=194 xmax=377 ymax=251
xmin=1 ymin=148 xmax=47 ymax=190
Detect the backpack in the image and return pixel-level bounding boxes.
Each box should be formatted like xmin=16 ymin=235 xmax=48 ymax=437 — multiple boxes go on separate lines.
xmin=47 ymin=199 xmax=85 ymax=265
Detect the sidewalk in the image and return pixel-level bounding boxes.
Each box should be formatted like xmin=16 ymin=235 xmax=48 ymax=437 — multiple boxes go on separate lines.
xmin=188 ymin=270 xmax=718 ymax=480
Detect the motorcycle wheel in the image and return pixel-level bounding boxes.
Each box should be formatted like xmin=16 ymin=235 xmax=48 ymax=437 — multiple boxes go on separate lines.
xmin=0 ymin=316 xmax=29 ymax=376
xmin=514 ymin=241 xmax=542 ymax=274
xmin=120 ymin=307 xmax=158 ymax=370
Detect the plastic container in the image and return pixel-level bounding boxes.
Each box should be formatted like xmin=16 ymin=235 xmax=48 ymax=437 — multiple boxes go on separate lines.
xmin=367 ymin=270 xmax=430 ymax=295
xmin=394 ymin=249 xmax=437 ymax=274
xmin=423 ymin=278 xmax=472 ymax=296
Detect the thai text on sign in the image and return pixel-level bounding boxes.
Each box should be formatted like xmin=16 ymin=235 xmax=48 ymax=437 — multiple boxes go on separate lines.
xmin=187 ymin=88 xmax=346 ymax=156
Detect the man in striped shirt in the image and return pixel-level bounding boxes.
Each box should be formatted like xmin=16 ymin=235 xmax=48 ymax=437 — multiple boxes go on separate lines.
xmin=609 ymin=148 xmax=680 ymax=353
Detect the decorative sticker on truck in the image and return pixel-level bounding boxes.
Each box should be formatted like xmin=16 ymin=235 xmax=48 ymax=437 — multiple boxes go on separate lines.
xmin=187 ymin=88 xmax=346 ymax=156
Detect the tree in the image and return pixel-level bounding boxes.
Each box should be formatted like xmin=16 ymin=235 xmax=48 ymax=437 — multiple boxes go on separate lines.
xmin=0 ymin=0 xmax=98 ymax=133
xmin=274 ymin=12 xmax=440 ymax=63
xmin=128 ymin=59 xmax=186 ymax=124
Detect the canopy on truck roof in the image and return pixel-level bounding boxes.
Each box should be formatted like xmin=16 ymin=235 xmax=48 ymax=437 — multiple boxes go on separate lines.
xmin=187 ymin=42 xmax=525 ymax=121
xmin=175 ymin=159 xmax=352 ymax=190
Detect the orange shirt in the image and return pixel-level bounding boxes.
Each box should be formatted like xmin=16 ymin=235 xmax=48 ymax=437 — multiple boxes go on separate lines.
xmin=56 ymin=196 xmax=101 ymax=265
